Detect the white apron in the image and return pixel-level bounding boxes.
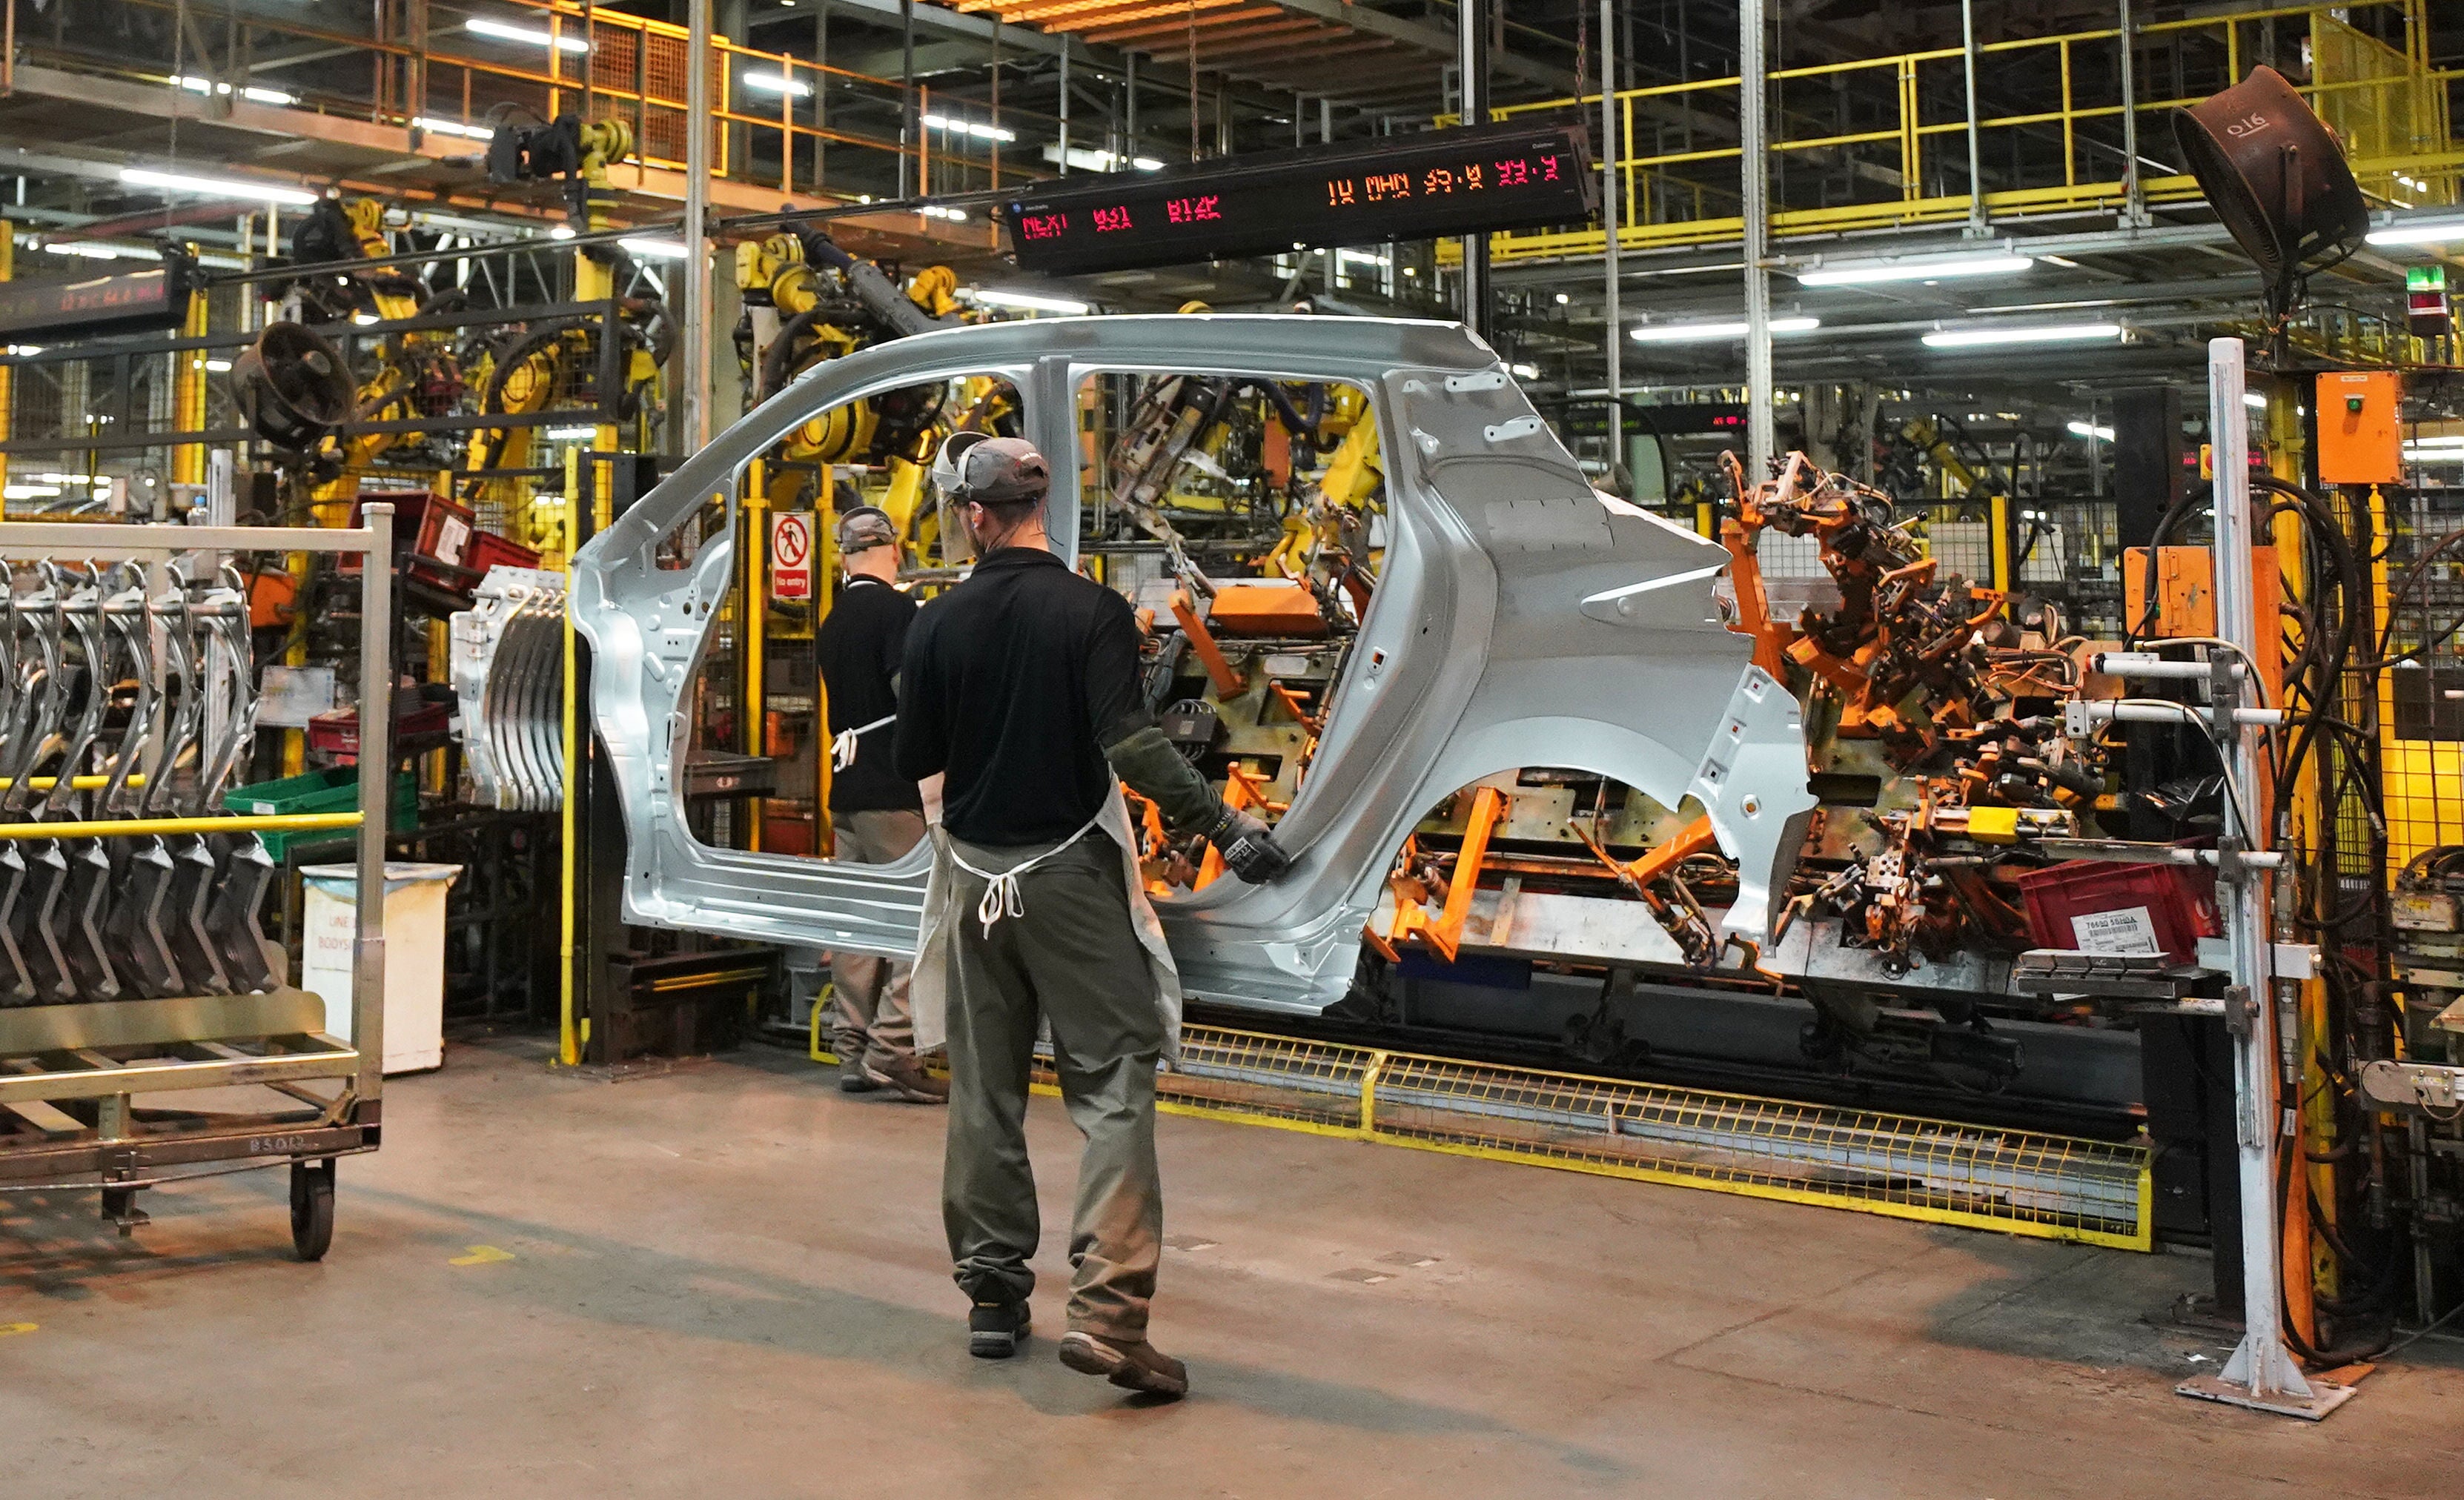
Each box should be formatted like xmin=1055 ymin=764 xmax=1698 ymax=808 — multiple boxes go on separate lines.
xmin=911 ymin=782 xmax=1183 ymax=1064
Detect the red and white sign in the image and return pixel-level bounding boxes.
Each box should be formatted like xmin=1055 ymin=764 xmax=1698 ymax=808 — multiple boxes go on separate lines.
xmin=770 ymin=511 xmax=813 ymax=601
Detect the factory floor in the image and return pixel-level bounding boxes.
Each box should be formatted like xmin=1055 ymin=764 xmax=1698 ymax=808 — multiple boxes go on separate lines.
xmin=4 ymin=1034 xmax=2457 ymax=1499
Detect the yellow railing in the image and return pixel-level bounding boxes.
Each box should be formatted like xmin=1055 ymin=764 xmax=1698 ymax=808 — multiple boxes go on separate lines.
xmin=1485 ymin=0 xmax=2459 ymax=260
xmin=34 ymin=0 xmax=1067 ymax=204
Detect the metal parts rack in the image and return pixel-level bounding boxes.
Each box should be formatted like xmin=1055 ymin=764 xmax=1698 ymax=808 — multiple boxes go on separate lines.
xmin=0 ymin=513 xmax=394 ymax=1261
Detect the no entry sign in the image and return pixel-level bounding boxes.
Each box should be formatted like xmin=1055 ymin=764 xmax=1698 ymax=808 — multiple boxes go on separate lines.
xmin=771 ymin=511 xmax=813 ymax=601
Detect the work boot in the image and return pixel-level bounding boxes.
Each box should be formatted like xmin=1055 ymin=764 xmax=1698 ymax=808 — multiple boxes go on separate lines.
xmin=864 ymin=1053 xmax=950 ymax=1104
xmin=969 ymin=1300 xmax=1031 ymax=1359
xmin=1057 ymin=1331 xmax=1190 ymax=1399
xmin=836 ymin=1051 xmax=879 ymax=1094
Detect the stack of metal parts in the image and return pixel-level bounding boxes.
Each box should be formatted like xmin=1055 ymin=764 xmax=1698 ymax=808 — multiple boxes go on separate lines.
xmin=0 ymin=560 xmax=281 ymax=1004
xmin=448 ymin=565 xmax=566 ymax=811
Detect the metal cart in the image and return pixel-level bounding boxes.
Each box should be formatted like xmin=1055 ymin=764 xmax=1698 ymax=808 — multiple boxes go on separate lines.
xmin=0 ymin=511 xmax=394 ymax=1259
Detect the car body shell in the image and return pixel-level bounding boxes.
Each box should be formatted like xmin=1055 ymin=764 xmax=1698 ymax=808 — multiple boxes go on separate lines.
xmin=571 ymin=314 xmax=1815 ymax=1015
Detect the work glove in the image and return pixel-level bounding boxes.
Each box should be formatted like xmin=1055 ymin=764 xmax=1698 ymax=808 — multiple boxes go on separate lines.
xmin=1208 ymin=806 xmax=1292 ymax=884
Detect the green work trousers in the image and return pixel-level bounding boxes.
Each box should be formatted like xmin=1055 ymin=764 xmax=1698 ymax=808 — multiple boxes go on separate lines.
xmin=829 ymin=808 xmax=927 ymax=1069
xmin=940 ymin=833 xmax=1164 ymax=1341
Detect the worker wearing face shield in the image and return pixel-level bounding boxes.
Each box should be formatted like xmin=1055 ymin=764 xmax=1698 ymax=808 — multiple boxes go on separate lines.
xmin=893 ymin=431 xmax=1291 ymax=1399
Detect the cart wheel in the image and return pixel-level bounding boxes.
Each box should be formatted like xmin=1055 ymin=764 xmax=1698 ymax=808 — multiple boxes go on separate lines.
xmin=290 ymin=1159 xmax=335 ymax=1262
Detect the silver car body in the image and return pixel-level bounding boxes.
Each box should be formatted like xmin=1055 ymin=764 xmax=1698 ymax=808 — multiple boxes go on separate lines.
xmin=570 ymin=315 xmax=1815 ymax=1015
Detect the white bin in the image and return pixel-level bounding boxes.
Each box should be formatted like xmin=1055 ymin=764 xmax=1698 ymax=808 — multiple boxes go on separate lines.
xmin=299 ymin=862 xmax=463 ymax=1075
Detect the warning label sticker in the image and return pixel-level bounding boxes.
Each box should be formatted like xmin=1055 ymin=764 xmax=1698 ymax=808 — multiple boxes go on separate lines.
xmin=2071 ymin=904 xmax=2161 ymax=955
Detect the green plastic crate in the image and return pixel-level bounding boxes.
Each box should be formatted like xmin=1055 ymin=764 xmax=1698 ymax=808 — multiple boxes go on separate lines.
xmin=222 ymin=769 xmax=417 ymax=861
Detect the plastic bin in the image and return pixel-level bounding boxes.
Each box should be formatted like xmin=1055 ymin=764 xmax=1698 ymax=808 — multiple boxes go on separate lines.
xmin=2014 ymin=859 xmax=2222 ymax=963
xmin=223 ymin=768 xmax=417 ymax=861
xmin=299 ymin=862 xmax=463 ymax=1075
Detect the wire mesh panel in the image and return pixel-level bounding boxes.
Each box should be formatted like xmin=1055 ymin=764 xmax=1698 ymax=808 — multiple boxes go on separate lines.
xmin=1055 ymin=1025 xmax=2156 ymax=1249
xmin=2379 ymin=484 xmax=2464 ymax=873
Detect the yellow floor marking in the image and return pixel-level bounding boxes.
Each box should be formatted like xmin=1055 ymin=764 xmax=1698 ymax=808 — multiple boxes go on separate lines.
xmin=0 ymin=1322 xmax=36 ymax=1338
xmin=448 ymin=1245 xmax=516 ymax=1267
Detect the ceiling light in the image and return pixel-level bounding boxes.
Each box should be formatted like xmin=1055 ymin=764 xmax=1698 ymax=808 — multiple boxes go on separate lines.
xmin=50 ymin=242 xmax=147 ymax=259
xmin=2244 ymin=393 xmax=2268 ymax=411
xmin=2 ymin=485 xmax=62 ymax=500
xmin=2403 ymin=445 xmax=2464 ymax=462
xmin=467 ymin=17 xmax=591 ymax=51
xmin=2368 ymin=217 xmax=2464 ymax=246
xmin=204 ymin=359 xmax=233 ymax=373
xmin=619 ymin=237 xmax=691 ymax=259
xmin=353 ymin=313 xmax=379 ymax=325
xmin=170 ymin=75 xmax=299 ymax=106
xmin=1509 ymin=362 xmax=1540 ymax=379
xmin=1629 ymin=316 xmax=1819 ymax=343
xmin=1921 ymin=322 xmax=2122 ymax=348
xmin=743 ymin=72 xmax=812 ymax=98
xmin=918 ymin=205 xmax=968 ymax=222
xmin=970 ymin=288 xmax=1090 ymax=314
xmin=2067 ymin=419 xmax=2114 ymax=440
xmin=4 ymin=345 xmax=42 ymax=356
xmin=544 ymin=426 xmax=600 ymax=441
xmin=1795 ymin=252 xmax=2033 ymax=287
xmin=1337 ymin=248 xmax=1389 ymax=267
xmin=1554 ymin=293 xmax=1570 ymax=305
xmin=923 ymin=113 xmax=1016 ymax=142
xmin=2407 ymin=434 xmax=2464 ymax=448
xmin=119 ymin=167 xmax=317 ymax=205
xmin=414 ymin=116 xmax=495 ymax=140
xmin=549 ymin=225 xmax=576 ymax=240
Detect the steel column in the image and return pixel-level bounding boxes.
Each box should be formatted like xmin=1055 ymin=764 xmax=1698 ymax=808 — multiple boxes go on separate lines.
xmin=1961 ymin=0 xmax=1987 ymax=236
xmin=683 ymin=0 xmax=713 ymax=453
xmin=1600 ymin=0 xmax=1622 ymax=485
xmin=1740 ymin=0 xmax=1772 ymax=472
xmin=1457 ymin=0 xmax=1489 ymax=342
xmin=2176 ymin=336 xmax=2354 ymax=1421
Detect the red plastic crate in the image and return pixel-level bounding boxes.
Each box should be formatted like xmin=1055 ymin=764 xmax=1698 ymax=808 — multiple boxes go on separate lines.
xmin=308 ymin=701 xmax=452 ymax=758
xmin=2013 ymin=858 xmax=2222 ymax=963
xmin=463 ymin=529 xmax=542 ymax=575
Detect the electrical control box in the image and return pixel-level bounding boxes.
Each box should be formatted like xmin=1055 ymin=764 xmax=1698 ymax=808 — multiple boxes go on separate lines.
xmin=2123 ymin=545 xmax=2282 ymax=651
xmin=2316 ymin=369 xmax=2402 ymax=485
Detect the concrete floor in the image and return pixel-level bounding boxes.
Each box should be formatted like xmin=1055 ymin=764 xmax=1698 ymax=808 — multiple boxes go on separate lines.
xmin=4 ymin=1034 xmax=2458 ymax=1499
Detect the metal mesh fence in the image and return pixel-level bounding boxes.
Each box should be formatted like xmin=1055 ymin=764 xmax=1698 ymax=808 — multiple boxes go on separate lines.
xmin=1021 ymin=1023 xmax=2153 ymax=1249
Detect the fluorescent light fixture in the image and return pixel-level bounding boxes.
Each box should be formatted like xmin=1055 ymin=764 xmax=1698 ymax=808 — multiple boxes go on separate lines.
xmin=204 ymin=359 xmax=233 ymax=373
xmin=170 ymin=74 xmax=298 ymax=106
xmin=414 ymin=116 xmax=495 ymax=140
xmin=619 ymin=236 xmax=691 ymax=259
xmin=2403 ymin=445 xmax=2464 ymax=462
xmin=549 ymin=225 xmax=576 ymax=240
xmin=970 ymin=288 xmax=1090 ymax=315
xmin=1795 ymin=252 xmax=2033 ymax=287
xmin=352 ymin=314 xmax=380 ymax=325
xmin=922 ymin=113 xmax=1016 ymax=142
xmin=1337 ymin=248 xmax=1390 ymax=267
xmin=1041 ymin=145 xmax=1162 ymax=173
xmin=2244 ymin=393 xmax=2268 ymax=411
xmin=2067 ymin=419 xmax=2114 ymax=440
xmin=49 ymin=242 xmax=148 ymax=259
xmin=1554 ymin=293 xmax=1570 ymax=305
xmin=1921 ymin=322 xmax=2122 ymax=348
xmin=743 ymin=72 xmax=812 ymax=98
xmin=918 ymin=205 xmax=968 ymax=222
xmin=1630 ymin=316 xmax=1819 ymax=342
xmin=1509 ymin=362 xmax=1541 ymax=379
xmin=2368 ymin=217 xmax=2464 ymax=246
xmin=466 ymin=16 xmax=591 ymax=51
xmin=543 ymin=425 xmax=600 ymax=441
xmin=2406 ymin=434 xmax=2464 ymax=448
xmin=2 ymin=485 xmax=62 ymax=500
xmin=120 ymin=167 xmax=317 ymax=205
xmin=4 ymin=345 xmax=42 ymax=356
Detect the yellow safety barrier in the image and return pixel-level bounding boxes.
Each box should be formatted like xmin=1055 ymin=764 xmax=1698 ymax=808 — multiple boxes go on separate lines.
xmin=0 ymin=811 xmax=361 ymax=840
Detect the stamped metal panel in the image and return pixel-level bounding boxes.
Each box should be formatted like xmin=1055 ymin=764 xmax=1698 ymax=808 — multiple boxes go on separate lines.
xmin=572 ymin=315 xmax=1812 ymax=1016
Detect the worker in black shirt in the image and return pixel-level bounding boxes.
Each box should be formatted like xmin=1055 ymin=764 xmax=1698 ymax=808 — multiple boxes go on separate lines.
xmin=895 ymin=431 xmax=1288 ymax=1398
xmin=815 ymin=504 xmax=944 ymax=1104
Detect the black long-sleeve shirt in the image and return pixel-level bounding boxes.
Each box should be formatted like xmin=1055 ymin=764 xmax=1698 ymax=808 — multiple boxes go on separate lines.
xmin=815 ymin=576 xmax=921 ymax=813
xmin=894 ymin=548 xmax=1152 ymax=846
